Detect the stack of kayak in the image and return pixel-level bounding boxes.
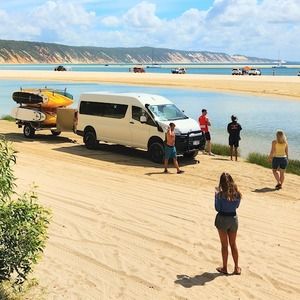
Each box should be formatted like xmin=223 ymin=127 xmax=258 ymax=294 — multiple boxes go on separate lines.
xmin=11 ymin=88 xmax=74 ymax=126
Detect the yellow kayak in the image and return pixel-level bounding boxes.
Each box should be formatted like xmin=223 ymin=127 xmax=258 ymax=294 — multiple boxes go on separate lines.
xmin=12 ymin=88 xmax=73 ymax=109
xmin=42 ymin=111 xmax=57 ymax=126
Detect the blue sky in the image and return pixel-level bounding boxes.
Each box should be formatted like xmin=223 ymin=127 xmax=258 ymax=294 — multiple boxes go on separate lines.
xmin=0 ymin=0 xmax=299 ymax=61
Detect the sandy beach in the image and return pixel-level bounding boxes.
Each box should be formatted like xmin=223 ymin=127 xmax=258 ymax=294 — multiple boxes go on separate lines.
xmin=1 ymin=70 xmax=300 ymax=100
xmin=1 ymin=120 xmax=299 ymax=299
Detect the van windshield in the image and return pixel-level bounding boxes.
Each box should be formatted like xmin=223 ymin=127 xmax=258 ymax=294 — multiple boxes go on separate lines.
xmin=148 ymin=104 xmax=188 ymax=121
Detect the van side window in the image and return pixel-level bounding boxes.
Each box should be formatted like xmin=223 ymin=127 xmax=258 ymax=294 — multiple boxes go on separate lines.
xmin=132 ymin=106 xmax=156 ymax=126
xmin=79 ymin=101 xmax=128 ymax=119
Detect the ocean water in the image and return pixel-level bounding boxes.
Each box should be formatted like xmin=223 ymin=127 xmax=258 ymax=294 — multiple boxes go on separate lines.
xmin=0 ymin=63 xmax=300 ymax=76
xmin=0 ymin=79 xmax=299 ymax=159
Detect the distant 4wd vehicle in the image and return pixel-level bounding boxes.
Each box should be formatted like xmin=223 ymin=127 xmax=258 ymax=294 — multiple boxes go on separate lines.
xmin=231 ymin=68 xmax=242 ymax=75
xmin=54 ymin=65 xmax=67 ymax=71
xmin=171 ymin=68 xmax=186 ymax=74
xmin=248 ymin=68 xmax=261 ymax=76
xmin=132 ymin=66 xmax=145 ymax=73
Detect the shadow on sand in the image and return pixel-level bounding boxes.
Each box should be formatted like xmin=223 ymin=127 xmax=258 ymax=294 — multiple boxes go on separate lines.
xmin=174 ymin=272 xmax=225 ymax=287
xmin=55 ymin=143 xmax=200 ymax=168
xmin=54 ymin=143 xmax=202 ymax=170
xmin=3 ymin=132 xmax=202 ymax=169
xmin=2 ymin=132 xmax=77 ymax=145
xmin=211 ymin=157 xmax=230 ymax=161
xmin=252 ymin=187 xmax=277 ymax=193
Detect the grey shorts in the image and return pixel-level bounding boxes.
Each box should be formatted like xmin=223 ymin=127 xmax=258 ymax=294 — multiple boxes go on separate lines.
xmin=215 ymin=214 xmax=238 ymax=232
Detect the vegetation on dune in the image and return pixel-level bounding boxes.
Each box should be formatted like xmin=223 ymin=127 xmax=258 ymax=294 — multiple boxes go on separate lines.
xmin=1 ymin=115 xmax=15 ymax=122
xmin=208 ymin=146 xmax=299 ymax=176
xmin=247 ymin=152 xmax=300 ymax=176
xmin=211 ymin=143 xmax=240 ymax=157
xmin=0 ymin=279 xmax=40 ymax=300
xmin=0 ymin=137 xmax=51 ymax=298
xmin=0 ymin=284 xmax=10 ymax=300
xmin=286 ymin=158 xmax=300 ymax=176
xmin=0 ymin=39 xmax=273 ymax=64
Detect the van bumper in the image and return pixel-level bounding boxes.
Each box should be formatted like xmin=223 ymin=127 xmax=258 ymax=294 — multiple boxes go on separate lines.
xmin=175 ymin=130 xmax=205 ymax=154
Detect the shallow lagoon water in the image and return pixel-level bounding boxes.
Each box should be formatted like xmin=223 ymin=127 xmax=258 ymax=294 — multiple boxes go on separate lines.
xmin=0 ymin=63 xmax=299 ymax=76
xmin=0 ymin=80 xmax=299 ymax=159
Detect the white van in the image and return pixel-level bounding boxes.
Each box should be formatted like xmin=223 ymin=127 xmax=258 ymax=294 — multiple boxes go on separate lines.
xmin=76 ymin=92 xmax=205 ymax=163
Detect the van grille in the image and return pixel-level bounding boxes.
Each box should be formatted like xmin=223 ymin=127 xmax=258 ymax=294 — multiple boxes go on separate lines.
xmin=175 ymin=130 xmax=205 ymax=153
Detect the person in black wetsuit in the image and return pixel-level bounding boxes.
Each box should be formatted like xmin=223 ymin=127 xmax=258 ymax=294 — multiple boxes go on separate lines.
xmin=227 ymin=115 xmax=242 ymax=161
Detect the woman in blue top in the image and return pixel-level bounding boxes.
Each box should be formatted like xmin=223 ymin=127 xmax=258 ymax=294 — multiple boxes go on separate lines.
xmin=215 ymin=172 xmax=242 ymax=275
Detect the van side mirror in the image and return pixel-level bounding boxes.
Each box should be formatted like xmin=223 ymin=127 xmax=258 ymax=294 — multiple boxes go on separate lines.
xmin=140 ymin=115 xmax=147 ymax=123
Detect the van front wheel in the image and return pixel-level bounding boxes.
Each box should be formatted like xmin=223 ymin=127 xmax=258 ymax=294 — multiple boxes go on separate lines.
xmin=84 ymin=130 xmax=98 ymax=149
xmin=183 ymin=150 xmax=199 ymax=159
xmin=149 ymin=142 xmax=164 ymax=163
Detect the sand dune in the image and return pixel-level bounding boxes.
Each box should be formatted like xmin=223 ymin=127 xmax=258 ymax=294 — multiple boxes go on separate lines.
xmin=1 ymin=120 xmax=299 ymax=299
xmin=1 ymin=70 xmax=300 ymax=100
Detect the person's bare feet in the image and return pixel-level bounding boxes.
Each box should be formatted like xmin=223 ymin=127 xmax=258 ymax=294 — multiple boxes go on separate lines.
xmin=233 ymin=267 xmax=241 ymax=275
xmin=216 ymin=267 xmax=228 ymax=275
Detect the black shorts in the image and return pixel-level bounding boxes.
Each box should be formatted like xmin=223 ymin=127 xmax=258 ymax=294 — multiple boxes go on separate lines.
xmin=204 ymin=132 xmax=211 ymax=141
xmin=272 ymin=157 xmax=288 ymax=170
xmin=229 ymin=137 xmax=239 ymax=147
xmin=215 ymin=214 xmax=238 ymax=232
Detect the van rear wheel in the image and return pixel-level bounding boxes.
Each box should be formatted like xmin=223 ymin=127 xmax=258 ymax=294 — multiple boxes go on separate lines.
xmin=84 ymin=130 xmax=98 ymax=149
xmin=51 ymin=130 xmax=61 ymax=136
xmin=149 ymin=142 xmax=164 ymax=163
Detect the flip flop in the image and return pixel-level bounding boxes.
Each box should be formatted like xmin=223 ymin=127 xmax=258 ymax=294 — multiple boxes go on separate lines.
xmin=216 ymin=267 xmax=228 ymax=275
xmin=233 ymin=267 xmax=242 ymax=275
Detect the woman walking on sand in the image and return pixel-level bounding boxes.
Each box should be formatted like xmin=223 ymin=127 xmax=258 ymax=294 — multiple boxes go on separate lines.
xmin=215 ymin=172 xmax=241 ymax=275
xmin=268 ymin=130 xmax=288 ymax=190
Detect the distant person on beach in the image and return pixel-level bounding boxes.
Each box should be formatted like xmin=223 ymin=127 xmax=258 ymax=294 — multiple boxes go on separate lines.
xmin=227 ymin=115 xmax=242 ymax=161
xmin=164 ymin=123 xmax=184 ymax=174
xmin=268 ymin=130 xmax=288 ymax=190
xmin=215 ymin=172 xmax=242 ymax=275
xmin=199 ymin=109 xmax=214 ymax=156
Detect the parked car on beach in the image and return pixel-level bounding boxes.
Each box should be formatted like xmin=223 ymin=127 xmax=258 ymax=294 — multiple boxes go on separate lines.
xmin=232 ymin=68 xmax=242 ymax=75
xmin=248 ymin=68 xmax=261 ymax=76
xmin=130 ymin=66 xmax=145 ymax=73
xmin=76 ymin=92 xmax=205 ymax=163
xmin=171 ymin=68 xmax=186 ymax=74
xmin=54 ymin=65 xmax=67 ymax=71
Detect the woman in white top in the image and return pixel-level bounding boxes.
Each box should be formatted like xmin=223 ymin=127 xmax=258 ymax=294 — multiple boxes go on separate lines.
xmin=268 ymin=130 xmax=288 ymax=190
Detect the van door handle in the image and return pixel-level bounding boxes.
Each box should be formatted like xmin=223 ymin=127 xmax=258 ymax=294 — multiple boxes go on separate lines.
xmin=130 ymin=121 xmax=134 ymax=124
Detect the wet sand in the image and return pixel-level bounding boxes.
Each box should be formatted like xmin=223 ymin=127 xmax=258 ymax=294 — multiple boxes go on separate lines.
xmin=1 ymin=70 xmax=300 ymax=100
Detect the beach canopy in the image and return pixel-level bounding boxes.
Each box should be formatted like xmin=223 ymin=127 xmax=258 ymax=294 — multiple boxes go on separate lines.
xmin=242 ymin=66 xmax=251 ymax=71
